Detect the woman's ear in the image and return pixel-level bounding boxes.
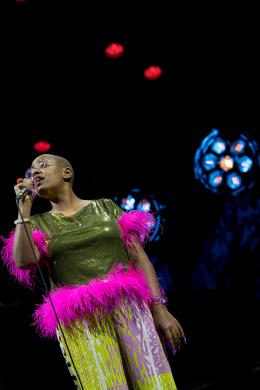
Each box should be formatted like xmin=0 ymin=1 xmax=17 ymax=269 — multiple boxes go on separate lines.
xmin=63 ymin=167 xmax=73 ymax=180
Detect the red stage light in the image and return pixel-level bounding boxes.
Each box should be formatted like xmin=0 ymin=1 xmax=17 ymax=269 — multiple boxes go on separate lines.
xmin=144 ymin=66 xmax=162 ymax=80
xmin=105 ymin=43 xmax=125 ymax=58
xmin=33 ymin=141 xmax=51 ymax=153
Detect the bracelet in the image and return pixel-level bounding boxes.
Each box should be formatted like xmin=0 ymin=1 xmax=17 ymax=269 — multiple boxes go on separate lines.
xmin=14 ymin=218 xmax=31 ymax=225
xmin=151 ymin=289 xmax=168 ymax=306
xmin=151 ymin=296 xmax=168 ymax=306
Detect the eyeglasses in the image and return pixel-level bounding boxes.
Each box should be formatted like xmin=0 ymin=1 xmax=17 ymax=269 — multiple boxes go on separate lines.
xmin=31 ymin=160 xmax=57 ymax=170
xmin=25 ymin=160 xmax=65 ymax=179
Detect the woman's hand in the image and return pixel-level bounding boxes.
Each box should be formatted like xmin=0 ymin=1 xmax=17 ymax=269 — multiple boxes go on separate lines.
xmin=152 ymin=304 xmax=186 ymax=354
xmin=14 ymin=178 xmax=35 ymax=212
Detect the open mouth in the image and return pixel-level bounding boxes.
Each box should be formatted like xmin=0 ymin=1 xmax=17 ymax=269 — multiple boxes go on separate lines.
xmin=35 ymin=176 xmax=45 ymax=187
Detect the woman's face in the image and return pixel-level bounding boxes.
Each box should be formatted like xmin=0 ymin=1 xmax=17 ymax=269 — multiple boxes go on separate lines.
xmin=30 ymin=155 xmax=68 ymax=198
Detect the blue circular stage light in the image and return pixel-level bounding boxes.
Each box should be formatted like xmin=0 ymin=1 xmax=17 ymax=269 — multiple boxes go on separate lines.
xmin=194 ymin=129 xmax=259 ymax=195
xmin=114 ymin=189 xmax=166 ymax=242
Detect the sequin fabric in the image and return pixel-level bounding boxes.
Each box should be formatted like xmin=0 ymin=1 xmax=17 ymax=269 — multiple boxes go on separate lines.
xmin=30 ymin=199 xmax=129 ymax=286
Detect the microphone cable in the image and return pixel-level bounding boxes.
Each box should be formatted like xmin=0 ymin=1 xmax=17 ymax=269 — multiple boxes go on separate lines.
xmin=16 ymin=198 xmax=84 ymax=390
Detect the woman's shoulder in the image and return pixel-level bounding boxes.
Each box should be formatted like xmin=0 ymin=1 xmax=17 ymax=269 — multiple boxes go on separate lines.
xmin=97 ymin=197 xmax=115 ymax=205
xmin=95 ymin=198 xmax=124 ymax=218
xmin=31 ymin=211 xmax=50 ymax=220
xmin=30 ymin=211 xmax=51 ymax=229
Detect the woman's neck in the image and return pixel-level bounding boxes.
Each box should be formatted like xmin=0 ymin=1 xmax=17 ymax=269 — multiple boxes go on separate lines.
xmin=50 ymin=194 xmax=87 ymax=213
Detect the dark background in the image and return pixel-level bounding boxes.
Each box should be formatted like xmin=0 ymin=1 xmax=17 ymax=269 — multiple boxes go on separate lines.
xmin=0 ymin=2 xmax=259 ymax=389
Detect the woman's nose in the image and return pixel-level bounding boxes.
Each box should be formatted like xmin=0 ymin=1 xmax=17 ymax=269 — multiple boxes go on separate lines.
xmin=30 ymin=168 xmax=43 ymax=177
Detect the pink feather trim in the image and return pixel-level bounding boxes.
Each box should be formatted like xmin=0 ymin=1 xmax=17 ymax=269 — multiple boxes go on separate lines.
xmin=0 ymin=229 xmax=49 ymax=289
xmin=33 ymin=263 xmax=152 ymax=339
xmin=118 ymin=210 xmax=156 ymax=249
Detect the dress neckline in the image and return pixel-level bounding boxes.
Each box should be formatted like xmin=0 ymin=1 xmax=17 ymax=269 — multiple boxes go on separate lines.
xmin=48 ymin=200 xmax=94 ymax=218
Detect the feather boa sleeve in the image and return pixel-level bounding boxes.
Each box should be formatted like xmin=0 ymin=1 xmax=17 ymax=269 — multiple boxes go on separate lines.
xmin=0 ymin=229 xmax=49 ymax=289
xmin=118 ymin=210 xmax=156 ymax=250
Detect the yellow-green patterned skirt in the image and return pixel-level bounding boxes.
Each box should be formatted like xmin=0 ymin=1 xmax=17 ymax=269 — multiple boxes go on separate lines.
xmin=57 ymin=302 xmax=177 ymax=389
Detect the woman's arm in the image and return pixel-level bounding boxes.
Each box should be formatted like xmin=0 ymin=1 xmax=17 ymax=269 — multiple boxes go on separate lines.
xmin=129 ymin=240 xmax=186 ymax=353
xmin=13 ymin=221 xmax=40 ymax=268
xmin=13 ymin=189 xmax=40 ymax=268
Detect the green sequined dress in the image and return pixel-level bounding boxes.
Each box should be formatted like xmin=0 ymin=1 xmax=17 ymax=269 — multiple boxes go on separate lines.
xmin=30 ymin=198 xmax=129 ymax=287
xmin=5 ymin=198 xmax=177 ymax=388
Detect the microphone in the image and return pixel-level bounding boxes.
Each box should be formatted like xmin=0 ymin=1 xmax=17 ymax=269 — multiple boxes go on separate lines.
xmin=16 ymin=187 xmax=32 ymax=200
xmin=16 ymin=177 xmax=36 ymax=200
